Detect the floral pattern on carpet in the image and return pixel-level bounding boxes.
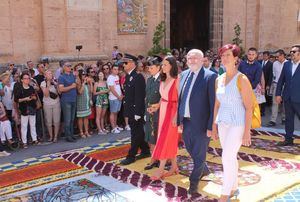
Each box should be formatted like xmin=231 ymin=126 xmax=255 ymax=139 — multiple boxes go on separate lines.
xmin=166 ymin=155 xmax=261 ymax=186
xmin=250 ymin=138 xmax=300 ymax=155
xmin=1 ymin=179 xmax=129 ymax=202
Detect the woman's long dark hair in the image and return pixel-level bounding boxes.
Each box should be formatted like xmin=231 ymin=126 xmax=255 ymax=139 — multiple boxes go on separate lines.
xmin=160 ymin=56 xmax=178 ymax=81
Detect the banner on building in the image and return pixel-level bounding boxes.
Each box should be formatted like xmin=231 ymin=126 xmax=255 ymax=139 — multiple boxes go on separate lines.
xmin=117 ymin=0 xmax=148 ymax=34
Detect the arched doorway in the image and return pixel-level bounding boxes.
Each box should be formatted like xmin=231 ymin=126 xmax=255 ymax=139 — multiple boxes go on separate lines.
xmin=170 ymin=0 xmax=210 ymax=51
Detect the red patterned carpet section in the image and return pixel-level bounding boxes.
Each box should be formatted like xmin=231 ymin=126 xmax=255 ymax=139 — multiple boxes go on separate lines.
xmin=61 ymin=152 xmax=217 ymax=202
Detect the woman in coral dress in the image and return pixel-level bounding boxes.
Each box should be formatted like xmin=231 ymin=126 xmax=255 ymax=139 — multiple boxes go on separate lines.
xmin=150 ymin=56 xmax=179 ymax=180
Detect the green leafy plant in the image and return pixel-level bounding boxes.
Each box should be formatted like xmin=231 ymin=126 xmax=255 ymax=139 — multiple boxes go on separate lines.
xmin=232 ymin=23 xmax=245 ymax=57
xmin=148 ymin=21 xmax=171 ymax=56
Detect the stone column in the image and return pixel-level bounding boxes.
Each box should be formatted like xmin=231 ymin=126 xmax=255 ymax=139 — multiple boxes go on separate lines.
xmin=209 ymin=0 xmax=224 ymax=52
xmin=41 ymin=0 xmax=68 ymax=55
xmin=164 ymin=0 xmax=170 ymax=48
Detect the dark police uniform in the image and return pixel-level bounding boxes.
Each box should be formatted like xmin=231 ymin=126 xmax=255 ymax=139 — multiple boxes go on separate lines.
xmin=121 ymin=54 xmax=150 ymax=165
xmin=144 ymin=74 xmax=161 ymax=145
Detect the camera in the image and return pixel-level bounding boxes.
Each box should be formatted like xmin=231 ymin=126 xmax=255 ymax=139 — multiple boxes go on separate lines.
xmin=76 ymin=45 xmax=83 ymax=51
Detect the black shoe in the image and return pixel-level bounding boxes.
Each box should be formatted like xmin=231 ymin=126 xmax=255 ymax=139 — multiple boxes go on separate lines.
xmin=188 ymin=181 xmax=199 ymax=195
xmin=281 ymin=119 xmax=286 ymax=124
xmin=261 ymin=112 xmax=265 ymax=117
xmin=66 ymin=137 xmax=75 ymax=142
xmin=277 ymin=140 xmax=294 ymax=146
xmin=267 ymin=121 xmax=276 ymax=127
xmin=71 ymin=136 xmax=77 ymax=141
xmin=120 ymin=158 xmax=135 ymax=165
xmin=144 ymin=161 xmax=160 ymax=170
xmin=200 ymin=169 xmax=211 ymax=180
xmin=136 ymin=152 xmax=151 ymax=160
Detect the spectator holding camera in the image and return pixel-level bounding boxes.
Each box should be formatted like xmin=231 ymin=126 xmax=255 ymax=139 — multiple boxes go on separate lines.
xmin=41 ymin=70 xmax=61 ymax=142
xmin=14 ymin=72 xmax=39 ymax=148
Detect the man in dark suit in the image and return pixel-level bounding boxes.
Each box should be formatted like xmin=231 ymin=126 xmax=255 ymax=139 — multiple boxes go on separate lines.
xmin=262 ymin=51 xmax=273 ymax=109
xmin=276 ymin=45 xmax=300 ymax=146
xmin=178 ymin=49 xmax=217 ymax=194
xmin=120 ymin=53 xmax=150 ymax=165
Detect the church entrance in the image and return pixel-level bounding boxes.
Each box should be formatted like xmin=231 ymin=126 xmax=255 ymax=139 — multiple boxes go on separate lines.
xmin=170 ymin=0 xmax=210 ymax=51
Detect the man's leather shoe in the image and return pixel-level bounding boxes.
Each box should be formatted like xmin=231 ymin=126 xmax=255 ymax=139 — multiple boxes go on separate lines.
xmin=136 ymin=153 xmax=151 ymax=160
xmin=267 ymin=121 xmax=276 ymax=127
xmin=144 ymin=161 xmax=159 ymax=170
xmin=200 ymin=169 xmax=211 ymax=180
xmin=188 ymin=181 xmax=199 ymax=195
xmin=71 ymin=136 xmax=77 ymax=140
xmin=120 ymin=158 xmax=135 ymax=165
xmin=277 ymin=140 xmax=294 ymax=146
xmin=66 ymin=137 xmax=75 ymax=142
xmin=281 ymin=119 xmax=286 ymax=124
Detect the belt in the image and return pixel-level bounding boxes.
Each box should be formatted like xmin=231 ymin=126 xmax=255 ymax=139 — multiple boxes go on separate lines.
xmin=183 ymin=117 xmax=191 ymax=121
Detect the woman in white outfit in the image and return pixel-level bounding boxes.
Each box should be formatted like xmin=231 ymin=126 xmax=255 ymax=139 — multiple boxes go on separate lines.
xmin=210 ymin=44 xmax=253 ymax=202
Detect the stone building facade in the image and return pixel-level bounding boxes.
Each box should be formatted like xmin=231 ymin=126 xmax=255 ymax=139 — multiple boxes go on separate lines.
xmin=0 ymin=0 xmax=299 ymax=65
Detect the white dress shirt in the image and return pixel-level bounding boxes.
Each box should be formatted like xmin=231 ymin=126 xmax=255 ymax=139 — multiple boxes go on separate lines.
xmin=292 ymin=61 xmax=300 ymax=76
xmin=272 ymin=60 xmax=287 ymax=83
xmin=183 ymin=68 xmax=201 ymax=118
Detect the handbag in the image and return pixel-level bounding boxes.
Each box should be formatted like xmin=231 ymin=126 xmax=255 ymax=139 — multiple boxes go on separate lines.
xmin=49 ymin=91 xmax=58 ymax=99
xmin=237 ymin=74 xmax=261 ymax=129
xmin=36 ymin=95 xmax=42 ymax=109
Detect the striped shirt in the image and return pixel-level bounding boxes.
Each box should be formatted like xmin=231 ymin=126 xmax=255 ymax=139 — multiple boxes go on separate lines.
xmin=216 ymin=72 xmax=245 ymax=126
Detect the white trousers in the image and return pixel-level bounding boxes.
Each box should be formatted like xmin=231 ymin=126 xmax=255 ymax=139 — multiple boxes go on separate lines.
xmin=0 ymin=120 xmax=12 ymax=142
xmin=218 ymin=122 xmax=245 ymax=195
xmin=21 ymin=115 xmax=37 ymax=144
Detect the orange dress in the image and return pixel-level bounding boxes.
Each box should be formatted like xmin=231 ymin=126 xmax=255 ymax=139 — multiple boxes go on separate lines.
xmin=152 ymin=78 xmax=179 ymax=160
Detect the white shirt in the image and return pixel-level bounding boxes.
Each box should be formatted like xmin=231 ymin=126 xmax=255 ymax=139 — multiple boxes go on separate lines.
xmin=107 ymin=74 xmax=122 ymax=100
xmin=183 ymin=68 xmax=201 ymax=117
xmin=40 ymin=81 xmax=60 ymax=105
xmin=153 ymin=72 xmax=160 ymax=81
xmin=272 ymin=60 xmax=287 ymax=83
xmin=292 ymin=61 xmax=300 ymax=76
xmin=2 ymin=83 xmax=15 ymax=110
xmin=262 ymin=60 xmax=269 ymax=67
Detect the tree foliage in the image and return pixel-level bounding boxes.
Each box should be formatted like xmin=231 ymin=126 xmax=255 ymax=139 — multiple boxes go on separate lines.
xmin=148 ymin=21 xmax=170 ymax=56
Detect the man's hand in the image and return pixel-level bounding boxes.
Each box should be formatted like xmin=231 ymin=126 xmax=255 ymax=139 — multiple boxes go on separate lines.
xmin=276 ymin=96 xmax=282 ymax=104
xmin=134 ymin=115 xmax=141 ymax=121
xmin=118 ymin=95 xmax=124 ymax=101
xmin=207 ymin=130 xmax=212 ymax=139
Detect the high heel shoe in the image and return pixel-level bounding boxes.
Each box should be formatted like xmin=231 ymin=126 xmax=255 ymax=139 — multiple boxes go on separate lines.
xmin=227 ymin=189 xmax=240 ymax=201
xmin=150 ymin=171 xmax=165 ymax=180
xmin=163 ymin=167 xmax=179 ymax=178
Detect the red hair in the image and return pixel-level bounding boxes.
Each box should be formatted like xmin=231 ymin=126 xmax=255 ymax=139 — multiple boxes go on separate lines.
xmin=218 ymin=44 xmax=241 ymax=57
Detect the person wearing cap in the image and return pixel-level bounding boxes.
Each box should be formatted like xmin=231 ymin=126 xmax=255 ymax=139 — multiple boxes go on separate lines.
xmin=120 ymin=53 xmax=150 ymax=165
xmin=144 ymin=56 xmax=162 ymax=170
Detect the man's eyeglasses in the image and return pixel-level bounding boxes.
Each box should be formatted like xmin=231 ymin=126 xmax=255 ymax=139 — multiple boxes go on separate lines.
xmin=9 ymin=64 xmax=14 ymax=66
xmin=290 ymin=50 xmax=299 ymax=54
xmin=65 ymin=64 xmax=72 ymax=67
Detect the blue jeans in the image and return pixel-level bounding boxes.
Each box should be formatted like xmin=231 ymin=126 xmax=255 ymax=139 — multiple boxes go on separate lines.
xmin=61 ymin=102 xmax=76 ymax=139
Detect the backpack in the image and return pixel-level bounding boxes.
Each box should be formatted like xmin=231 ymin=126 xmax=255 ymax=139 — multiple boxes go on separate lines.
xmin=237 ymin=74 xmax=261 ymax=129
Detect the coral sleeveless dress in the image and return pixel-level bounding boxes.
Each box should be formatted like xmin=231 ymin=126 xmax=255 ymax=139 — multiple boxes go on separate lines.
xmin=152 ymin=78 xmax=179 ymax=160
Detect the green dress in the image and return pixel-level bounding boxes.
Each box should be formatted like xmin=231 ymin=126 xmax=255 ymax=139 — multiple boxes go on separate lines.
xmin=76 ymin=84 xmax=91 ymax=117
xmin=95 ymin=86 xmax=109 ymax=109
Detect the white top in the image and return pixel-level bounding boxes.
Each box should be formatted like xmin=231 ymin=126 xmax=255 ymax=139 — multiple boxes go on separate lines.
xmin=272 ymin=60 xmax=287 ymax=83
xmin=40 ymin=81 xmax=60 ymax=105
xmin=183 ymin=68 xmax=201 ymax=118
xmin=292 ymin=61 xmax=300 ymax=76
xmin=216 ymin=72 xmax=245 ymax=126
xmin=107 ymin=74 xmax=122 ymax=100
xmin=2 ymin=83 xmax=15 ymax=110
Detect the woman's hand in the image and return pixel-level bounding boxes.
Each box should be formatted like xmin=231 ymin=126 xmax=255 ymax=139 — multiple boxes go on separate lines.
xmin=172 ymin=116 xmax=177 ymax=127
xmin=242 ymin=131 xmax=251 ymax=146
xmin=210 ymin=124 xmax=218 ymax=140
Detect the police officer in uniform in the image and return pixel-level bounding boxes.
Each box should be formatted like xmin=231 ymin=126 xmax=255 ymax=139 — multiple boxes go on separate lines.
xmin=120 ymin=53 xmax=150 ymax=165
xmin=144 ymin=56 xmax=162 ymax=170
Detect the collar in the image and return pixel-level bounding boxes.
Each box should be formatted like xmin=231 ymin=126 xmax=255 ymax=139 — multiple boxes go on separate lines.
xmin=263 ymin=60 xmax=269 ymax=63
xmin=247 ymin=60 xmax=255 ymax=65
xmin=153 ymin=72 xmax=160 ymax=80
xmin=292 ymin=60 xmax=300 ymax=66
xmin=128 ymin=68 xmax=135 ymax=75
xmin=190 ymin=67 xmax=201 ymax=76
